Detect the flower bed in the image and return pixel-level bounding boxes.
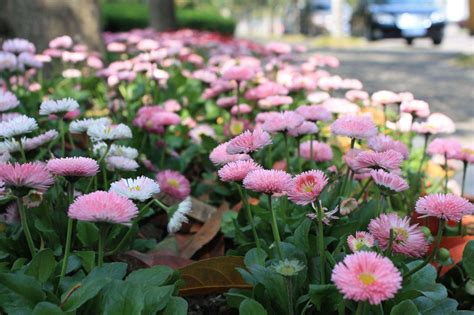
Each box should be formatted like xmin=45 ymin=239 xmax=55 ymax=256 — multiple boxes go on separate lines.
xmin=0 ymin=30 xmax=473 ymax=314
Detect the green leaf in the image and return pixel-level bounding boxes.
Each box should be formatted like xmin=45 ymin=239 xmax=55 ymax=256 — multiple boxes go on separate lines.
xmin=100 ymin=281 xmax=145 ymax=315
xmin=402 ymin=261 xmax=447 ymax=300
xmin=74 ymin=251 xmax=96 ymax=273
xmin=61 ymin=263 xmax=127 ymax=312
xmin=413 ymin=296 xmax=458 ymax=315
xmin=244 ymin=248 xmax=267 ymax=268
xmin=76 ymin=221 xmax=99 ymax=247
xmin=462 ymin=240 xmax=474 ymax=279
xmin=309 ymin=284 xmax=342 ymax=311
xmin=294 ymin=219 xmax=313 ymax=255
xmin=25 ymin=249 xmax=56 ymax=283
xmin=61 ymin=277 xmax=111 ymax=312
xmin=390 ymin=300 xmax=419 ymax=315
xmin=88 ymin=262 xmax=128 ymax=280
xmin=32 ymin=302 xmax=65 ymax=315
xmin=141 ymin=285 xmax=175 ymax=314
xmin=247 ymin=265 xmax=288 ymax=314
xmin=0 ymin=273 xmax=45 ymax=303
xmin=161 ymin=296 xmax=188 ymax=315
xmin=0 ymin=283 xmax=36 ymax=314
xmin=239 ymin=298 xmax=268 ymax=315
xmin=125 ymin=265 xmax=175 ymax=287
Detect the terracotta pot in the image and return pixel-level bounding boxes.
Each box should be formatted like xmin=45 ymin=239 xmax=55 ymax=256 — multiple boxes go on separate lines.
xmin=430 ymin=235 xmax=474 ymax=276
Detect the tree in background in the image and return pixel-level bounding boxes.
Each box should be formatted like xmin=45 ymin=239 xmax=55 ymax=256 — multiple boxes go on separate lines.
xmin=0 ymin=0 xmax=103 ymax=51
xmin=149 ymin=0 xmax=178 ymax=31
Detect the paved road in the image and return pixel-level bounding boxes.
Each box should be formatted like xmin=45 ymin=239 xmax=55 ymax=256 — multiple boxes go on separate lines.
xmin=316 ymin=45 xmax=474 ymax=194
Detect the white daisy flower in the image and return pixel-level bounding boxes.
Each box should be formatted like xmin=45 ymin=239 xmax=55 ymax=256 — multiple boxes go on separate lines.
xmin=0 ymin=91 xmax=20 ymax=112
xmin=109 ymin=176 xmax=160 ymax=202
xmin=0 ymin=115 xmax=38 ymax=138
xmin=0 ymin=52 xmax=17 ymax=71
xmin=2 ymin=38 xmax=35 ymax=54
xmin=167 ymin=197 xmax=192 ymax=234
xmin=69 ymin=117 xmax=112 ymax=134
xmin=39 ymin=98 xmax=79 ymax=115
xmin=106 ymin=156 xmax=139 ymax=172
xmin=87 ymin=123 xmax=132 ymax=142
xmin=0 ymin=151 xmax=10 ymax=163
xmin=0 ymin=130 xmax=58 ymax=153
xmin=93 ymin=143 xmax=138 ymax=159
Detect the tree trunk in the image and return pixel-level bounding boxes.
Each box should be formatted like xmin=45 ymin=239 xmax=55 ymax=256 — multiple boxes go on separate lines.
xmin=0 ymin=0 xmax=103 ymax=52
xmin=149 ymin=0 xmax=178 ymax=32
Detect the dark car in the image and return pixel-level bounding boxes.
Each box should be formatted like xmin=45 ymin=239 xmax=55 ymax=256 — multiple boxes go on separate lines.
xmin=351 ymin=0 xmax=446 ymax=45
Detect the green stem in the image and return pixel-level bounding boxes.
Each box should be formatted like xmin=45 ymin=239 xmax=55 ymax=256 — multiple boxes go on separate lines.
xmin=159 ymin=137 xmax=166 ymax=170
xmin=404 ymin=219 xmax=445 ymax=279
xmin=284 ymin=133 xmax=291 ymax=172
xmin=287 ymin=276 xmax=294 ymax=315
xmin=59 ymin=182 xmax=75 ymax=283
xmin=236 ymin=81 xmax=241 ymax=119
xmin=416 ymin=133 xmax=430 ymax=178
xmin=315 ymin=201 xmax=326 ymax=284
xmin=107 ymin=199 xmax=155 ymax=256
xmin=17 ymin=137 xmax=27 ymax=162
xmin=385 ymin=228 xmax=394 ymax=258
xmin=236 ymin=185 xmax=261 ymax=250
xmin=67 ymin=132 xmax=76 ymax=150
xmin=97 ymin=225 xmax=110 ymax=267
xmin=355 ymin=178 xmax=372 ymax=201
xmin=444 ymin=153 xmax=448 ymax=194
xmin=458 ymin=162 xmax=468 ymax=235
xmin=268 ymin=195 xmax=283 ymax=259
xmin=154 ymin=198 xmax=170 ymax=211
xmin=296 ymin=137 xmax=302 ymax=172
xmin=17 ymin=196 xmax=36 ymax=257
xmin=266 ymin=145 xmax=273 ymax=169
xmin=309 ymin=134 xmax=314 ymax=164
xmin=86 ymin=144 xmax=110 ymax=193
xmin=59 ymin=118 xmax=66 ymax=157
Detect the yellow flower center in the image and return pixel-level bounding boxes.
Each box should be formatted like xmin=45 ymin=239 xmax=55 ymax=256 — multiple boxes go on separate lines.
xmin=167 ymin=179 xmax=180 ymax=188
xmin=230 ymin=121 xmax=244 ymax=136
xmin=393 ymin=227 xmax=408 ymax=242
xmin=358 ymin=272 xmax=376 ymax=286
xmin=302 ymin=183 xmax=314 ymax=193
xmin=128 ymin=185 xmax=141 ymax=192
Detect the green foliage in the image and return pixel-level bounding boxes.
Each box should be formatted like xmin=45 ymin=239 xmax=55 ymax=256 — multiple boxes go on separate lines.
xmin=101 ymin=3 xmax=236 ymax=34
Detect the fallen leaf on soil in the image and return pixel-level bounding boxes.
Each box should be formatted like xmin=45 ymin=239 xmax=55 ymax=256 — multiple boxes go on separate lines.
xmin=179 ymin=203 xmax=227 ymax=259
xmin=179 ymin=256 xmax=251 ymax=296
xmin=117 ymin=250 xmax=193 ymax=270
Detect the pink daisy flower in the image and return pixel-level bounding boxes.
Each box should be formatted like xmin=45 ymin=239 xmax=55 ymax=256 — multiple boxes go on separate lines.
xmin=288 ymin=121 xmax=319 ymax=137
xmin=288 ymin=170 xmax=329 ymax=205
xmin=156 ymin=170 xmax=191 ymax=200
xmin=412 ymin=113 xmax=455 ymax=135
xmin=68 ymin=191 xmax=138 ymax=225
xmin=245 ymin=82 xmax=288 ymax=100
xmin=330 ymin=115 xmax=377 ymax=139
xmin=226 ymin=129 xmax=272 ymax=155
xmin=299 ymin=140 xmax=333 ymax=162
xmin=0 ymin=162 xmax=54 ymax=192
xmin=368 ymin=214 xmax=428 ymax=257
xmin=307 ymin=91 xmax=330 ymax=104
xmin=352 ymin=150 xmax=403 ymax=173
xmin=371 ymin=90 xmax=400 ymax=106
xmin=367 ymin=134 xmax=409 ymax=159
xmin=222 ymin=65 xmax=255 ymax=82
xmin=262 ymin=111 xmax=304 ymax=133
xmin=218 ymin=159 xmax=263 ymax=182
xmin=452 ymin=146 xmax=474 ymax=164
xmin=209 ymin=142 xmax=251 ymax=166
xmin=347 ymin=232 xmax=375 ymax=252
xmin=216 ymin=96 xmax=237 ymax=108
xmin=0 ymin=90 xmax=20 ymax=112
xmin=47 ymin=157 xmax=99 ymax=178
xmin=427 ymin=138 xmax=462 ymax=159
xmin=415 ymin=193 xmax=474 ymax=222
xmin=231 ymin=104 xmax=253 ymax=116
xmin=345 ymin=90 xmax=369 ymax=102
xmin=296 ymin=105 xmax=332 ymax=122
xmin=370 ymin=170 xmax=409 ymax=193
xmin=331 ymin=251 xmax=402 ymax=305
xmin=400 ymin=100 xmax=430 ymax=118
xmin=243 ymin=169 xmax=293 ymax=195
xmin=258 ymin=95 xmax=293 ymax=110
xmin=323 ymin=98 xmax=360 ymax=115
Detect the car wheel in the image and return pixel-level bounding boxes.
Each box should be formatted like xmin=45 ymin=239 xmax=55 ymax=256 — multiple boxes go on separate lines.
xmin=432 ymin=37 xmax=443 ymax=45
xmin=405 ymin=38 xmax=414 ymax=45
xmin=365 ymin=26 xmax=376 ymax=41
